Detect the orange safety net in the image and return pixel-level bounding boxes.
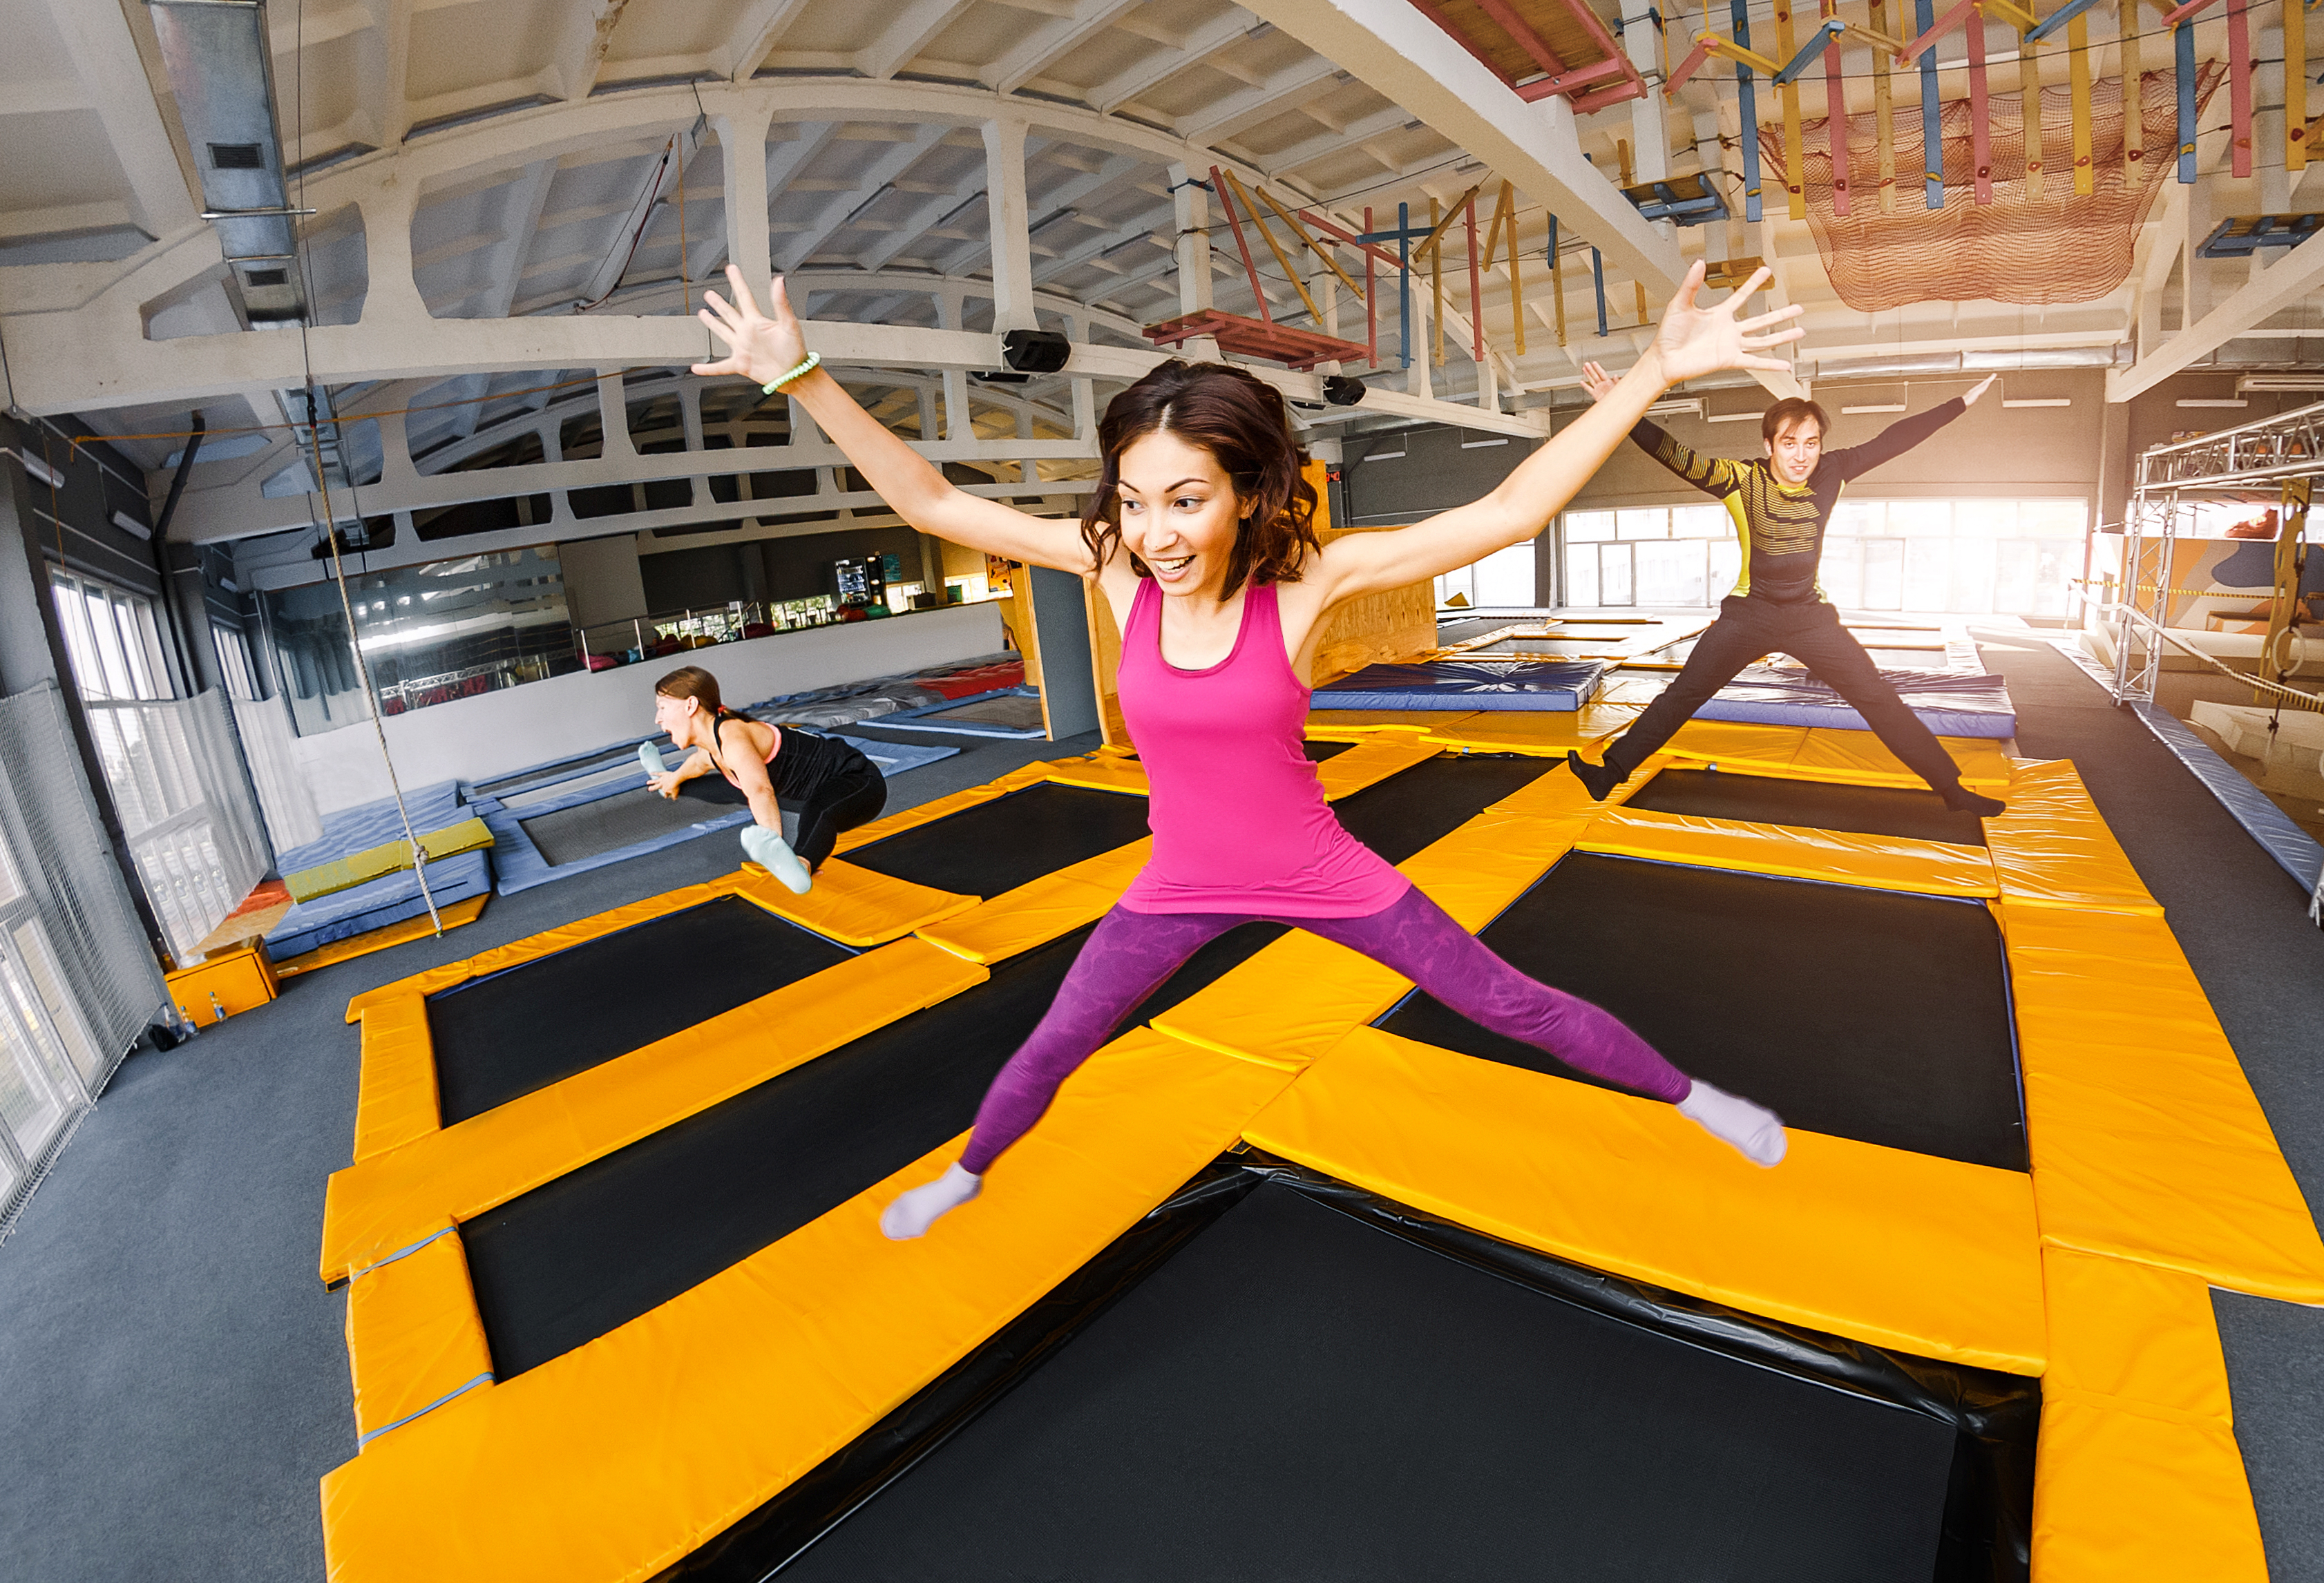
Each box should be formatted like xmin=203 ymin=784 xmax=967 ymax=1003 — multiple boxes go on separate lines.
xmin=1766 ymin=68 xmax=2223 ymax=311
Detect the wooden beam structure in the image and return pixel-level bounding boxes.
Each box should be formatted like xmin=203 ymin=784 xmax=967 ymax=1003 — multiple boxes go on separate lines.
xmin=1775 ymin=0 xmax=1808 ymax=218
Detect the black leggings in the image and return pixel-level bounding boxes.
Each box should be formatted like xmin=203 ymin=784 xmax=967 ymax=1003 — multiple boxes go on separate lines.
xmin=678 ymin=767 xmax=888 ymax=871
xmin=1602 ymin=595 xmax=1967 ymax=793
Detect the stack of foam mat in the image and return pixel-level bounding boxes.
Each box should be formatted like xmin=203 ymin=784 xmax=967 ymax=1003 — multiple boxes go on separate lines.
xmin=1313 ymin=658 xmax=1610 ymax=711
xmin=869 ymin=684 xmax=1049 ymax=738
xmin=265 ymin=781 xmax=493 ymax=965
xmin=470 ymin=732 xmax=960 ymax=894
xmin=314 ymin=721 xmax=2314 ymax=1582
xmin=1692 ymin=663 xmax=2017 ymax=737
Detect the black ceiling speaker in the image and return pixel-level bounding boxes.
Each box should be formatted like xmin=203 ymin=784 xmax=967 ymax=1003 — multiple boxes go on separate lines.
xmin=1001 ymin=328 xmax=1073 ymax=375
xmin=1322 ymin=374 xmax=1367 ymax=406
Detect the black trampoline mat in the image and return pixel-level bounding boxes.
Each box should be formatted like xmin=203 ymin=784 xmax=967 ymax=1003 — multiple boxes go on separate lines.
xmin=1302 ymin=738 xmax=1355 ymax=761
xmin=920 ymin=693 xmax=1046 ymax=728
xmin=425 ymin=896 xmax=853 ymax=1125
xmin=1380 ymin=852 xmax=2024 ymax=1169
xmin=459 ymin=928 xmax=1100 ymax=1378
xmin=844 ymin=781 xmax=1150 ymax=896
xmin=1626 ymin=767 xmax=1989 ymax=846
xmin=1325 ymin=751 xmax=1554 ymax=865
xmin=518 ymin=788 xmax=734 ymax=867
xmin=774 ymin=1182 xmax=1961 ymax=1583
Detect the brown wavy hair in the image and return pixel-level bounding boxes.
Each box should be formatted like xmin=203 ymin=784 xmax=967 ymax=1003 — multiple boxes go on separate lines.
xmin=1079 ymin=361 xmax=1320 ymax=602
xmin=654 ymin=664 xmax=722 ymax=711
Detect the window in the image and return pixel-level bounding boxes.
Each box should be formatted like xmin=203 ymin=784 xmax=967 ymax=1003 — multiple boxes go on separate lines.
xmin=211 ymin=623 xmax=263 ymax=701
xmin=1434 ymin=541 xmax=1535 ymax=608
xmin=49 ymin=571 xmax=173 ymax=702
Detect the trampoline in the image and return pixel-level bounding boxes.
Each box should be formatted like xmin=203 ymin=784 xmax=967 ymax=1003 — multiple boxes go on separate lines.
xmin=674 ymin=1164 xmax=2035 ymax=1583
xmin=873 ymin=685 xmax=1049 ymax=738
xmin=844 ymin=780 xmax=1151 ymax=896
xmin=425 ymin=896 xmax=853 ymax=1124
xmin=1382 ymin=851 xmax=2023 ymax=1169
xmin=1624 ymin=765 xmax=1989 ymax=845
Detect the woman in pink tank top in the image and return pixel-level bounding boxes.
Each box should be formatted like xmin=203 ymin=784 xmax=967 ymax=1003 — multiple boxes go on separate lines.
xmin=689 ymin=260 xmax=1804 ymax=1239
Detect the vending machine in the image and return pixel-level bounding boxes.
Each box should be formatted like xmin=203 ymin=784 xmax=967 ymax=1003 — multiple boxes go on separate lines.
xmin=830 ymin=555 xmax=885 ymax=611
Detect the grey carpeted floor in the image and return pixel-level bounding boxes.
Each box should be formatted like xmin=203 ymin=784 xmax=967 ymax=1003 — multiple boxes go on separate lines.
xmin=0 ymin=726 xmax=1097 ymax=1583
xmin=1970 ymin=628 xmax=2324 ymax=1576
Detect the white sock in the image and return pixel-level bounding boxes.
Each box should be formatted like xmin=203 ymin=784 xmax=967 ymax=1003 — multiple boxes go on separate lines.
xmin=1676 ymin=1079 xmax=1788 ymax=1168
xmin=741 ymin=824 xmax=812 ymax=894
xmin=882 ymin=1162 xmax=983 ymax=1240
xmin=638 ymin=742 xmax=669 ymax=775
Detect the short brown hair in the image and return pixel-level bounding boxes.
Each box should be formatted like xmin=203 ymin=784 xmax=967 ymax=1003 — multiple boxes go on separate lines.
xmin=1080 ymin=360 xmax=1322 ymax=603
xmin=654 ymin=664 xmax=721 ymax=711
xmin=1761 ymin=397 xmax=1831 ymax=445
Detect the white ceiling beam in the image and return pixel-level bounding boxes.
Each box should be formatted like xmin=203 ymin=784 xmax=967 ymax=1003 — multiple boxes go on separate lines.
xmin=940 ymin=149 xmax=1141 ymax=274
xmin=1259 ymin=106 xmax=1412 ymax=176
xmin=1092 ymin=10 xmax=1259 ymax=114
xmin=1239 ymin=0 xmax=1683 ymax=296
xmin=1080 ymin=244 xmax=1183 ymax=307
xmin=358 ymin=0 xmax=415 ymax=148
xmin=723 ymin=0 xmax=817 ymax=79
xmin=550 ymin=0 xmax=631 ymax=101
xmin=481 ymin=158 xmax=561 ymax=321
xmin=2107 ymin=236 xmax=2324 ymax=402
xmin=1178 ymin=57 xmax=1346 ymax=146
xmin=45 ymin=0 xmax=200 ymax=238
xmin=991 ymin=0 xmax=1147 ymax=95
xmin=859 ymin=0 xmax=981 ymax=80
xmin=777 ymin=122 xmax=948 ymax=271
xmin=1031 ymin=204 xmax=1173 ymax=285
xmin=859 ymin=182 xmax=983 ymax=271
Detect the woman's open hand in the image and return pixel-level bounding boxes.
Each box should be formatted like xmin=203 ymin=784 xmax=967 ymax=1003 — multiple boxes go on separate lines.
xmin=1649 ymin=262 xmax=1804 ymax=385
xmin=1963 ymin=373 xmax=1999 ymax=405
xmin=648 ymin=771 xmax=679 ymax=800
xmin=1578 ymin=361 xmax=1619 ymax=403
xmin=692 ymin=264 xmax=808 ymax=387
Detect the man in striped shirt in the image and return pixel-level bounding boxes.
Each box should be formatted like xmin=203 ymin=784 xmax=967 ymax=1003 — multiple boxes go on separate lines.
xmin=1565 ymin=365 xmax=2006 ymax=818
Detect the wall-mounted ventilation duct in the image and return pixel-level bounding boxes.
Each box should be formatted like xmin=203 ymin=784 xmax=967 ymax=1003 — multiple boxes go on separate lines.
xmin=146 ymin=0 xmax=308 ymax=324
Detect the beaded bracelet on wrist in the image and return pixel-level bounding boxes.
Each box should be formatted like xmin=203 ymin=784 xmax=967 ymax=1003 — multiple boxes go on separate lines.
xmin=761 ymin=351 xmax=821 ymax=394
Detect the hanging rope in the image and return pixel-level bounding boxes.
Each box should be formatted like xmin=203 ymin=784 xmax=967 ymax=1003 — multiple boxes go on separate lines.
xmin=2096 ymin=599 xmax=2324 ymax=712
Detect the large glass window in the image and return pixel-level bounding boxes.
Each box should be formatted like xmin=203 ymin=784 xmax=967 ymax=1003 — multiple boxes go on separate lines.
xmin=50 ymin=572 xmax=172 ymax=702
xmin=1434 ymin=541 xmax=1535 ymax=608
xmin=1560 ymin=499 xmax=2086 ymax=615
xmin=263 ymin=546 xmax=577 ymax=735
xmin=211 ymin=623 xmax=263 ymax=701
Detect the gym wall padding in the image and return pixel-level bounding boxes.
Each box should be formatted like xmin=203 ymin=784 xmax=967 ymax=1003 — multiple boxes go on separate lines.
xmin=318 ymin=1029 xmax=1297 ymax=1583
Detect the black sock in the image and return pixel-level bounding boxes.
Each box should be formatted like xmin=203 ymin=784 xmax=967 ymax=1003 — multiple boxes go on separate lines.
xmin=1941 ymin=784 xmax=2006 ymax=818
xmin=1565 ymin=750 xmax=1624 ymax=801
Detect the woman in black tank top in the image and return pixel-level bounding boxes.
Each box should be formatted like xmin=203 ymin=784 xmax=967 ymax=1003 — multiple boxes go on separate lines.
xmin=645 ymin=667 xmax=887 ymax=888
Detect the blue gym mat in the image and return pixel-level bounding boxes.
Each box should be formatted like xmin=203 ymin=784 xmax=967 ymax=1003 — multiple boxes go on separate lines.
xmin=863 ymin=686 xmax=1050 ymax=738
xmin=1312 ymin=660 xmax=1610 ymax=711
xmin=1695 ymin=666 xmax=2018 ymax=738
xmin=266 ymin=781 xmax=494 ymax=959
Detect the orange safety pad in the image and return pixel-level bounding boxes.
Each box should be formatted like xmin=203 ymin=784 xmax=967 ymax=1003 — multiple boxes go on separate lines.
xmin=1417 ymin=704 xmax=1642 ymax=756
xmin=729 ymin=858 xmax=974 ymax=947
xmin=2032 ymin=1248 xmax=2268 ymax=1580
xmin=829 ymin=762 xmax=1057 ymax=858
xmin=321 ymin=938 xmax=987 ymax=1283
xmin=1577 ymin=806 xmax=2001 ymax=899
xmin=1305 ymin=709 xmax=1468 ymax=733
xmin=276 ymin=894 xmax=488 ymax=981
xmin=913 ymin=838 xmax=1152 ymax=965
xmin=1246 ymin=1026 xmax=2048 ymax=1373
xmin=1789 ymin=727 xmax=2015 ymax=789
xmin=1313 ymin=735 xmax=1440 ymax=798
xmin=317 ymin=1029 xmax=1295 ymax=1583
xmin=1659 ymin=720 xmax=1811 ymax=768
xmin=1983 ymin=759 xmax=2162 ymax=916
xmin=352 ymin=998 xmax=441 ymax=1165
xmin=345 ymin=1229 xmax=493 ymax=1449
xmin=2004 ymin=901 xmax=2324 ymax=1301
xmin=345 ymin=877 xmax=735 ymax=1024
xmin=1038 ymin=752 xmax=1152 ymax=796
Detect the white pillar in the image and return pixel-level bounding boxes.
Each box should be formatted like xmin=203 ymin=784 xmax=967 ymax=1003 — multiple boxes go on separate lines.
xmin=716 ymin=104 xmax=777 ymax=298
xmin=1168 ymin=162 xmax=1215 ymax=316
xmin=983 ymin=116 xmax=1038 ymax=333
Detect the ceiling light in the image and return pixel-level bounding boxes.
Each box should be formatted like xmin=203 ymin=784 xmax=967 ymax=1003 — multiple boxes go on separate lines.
xmin=1646 ymin=397 xmax=1703 ymax=417
xmin=1841 ymin=403 xmax=1906 ymax=414
xmin=2235 ymin=374 xmax=2324 ymax=392
xmin=2001 ymin=398 xmax=2071 ymax=407
xmin=1706 ymin=412 xmax=1760 ymax=423
xmin=2177 ymin=399 xmax=2249 ymax=407
xmin=111 ymin=510 xmax=152 ymax=541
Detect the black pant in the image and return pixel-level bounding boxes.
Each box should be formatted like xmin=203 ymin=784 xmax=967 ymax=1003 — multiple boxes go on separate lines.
xmin=1602 ymin=596 xmax=1966 ymax=792
xmin=678 ymin=765 xmax=888 ymax=870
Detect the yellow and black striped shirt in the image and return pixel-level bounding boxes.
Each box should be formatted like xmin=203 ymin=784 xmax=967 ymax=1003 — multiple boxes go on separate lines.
xmin=1628 ymin=397 xmax=1968 ymax=604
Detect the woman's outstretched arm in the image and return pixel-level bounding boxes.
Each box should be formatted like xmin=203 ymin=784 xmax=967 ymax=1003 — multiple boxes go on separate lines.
xmin=692 ymin=265 xmax=1097 ymax=575
xmin=1309 ymin=263 xmax=1801 ymax=604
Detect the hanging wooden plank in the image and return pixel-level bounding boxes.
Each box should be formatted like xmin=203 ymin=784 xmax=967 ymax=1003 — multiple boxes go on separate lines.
xmin=1431 ymin=196 xmax=1445 ymax=367
xmin=1221 ymin=169 xmax=1324 ymax=325
xmin=1465 ymin=194 xmax=1484 ymax=364
xmin=2069 ymin=10 xmax=2095 ymax=193
xmin=2176 ymin=19 xmax=2198 ymax=182
xmin=1775 ymin=0 xmax=1809 ymax=217
xmin=1507 ymin=186 xmax=1525 ymax=356
xmin=1364 ymin=206 xmax=1378 ymax=365
xmin=1871 ymin=0 xmax=1898 ymax=210
xmin=1591 ymin=245 xmax=1610 ymax=337
xmin=1968 ymin=12 xmax=1994 ymax=203
xmin=1254 ymin=183 xmax=1361 ymax=297
xmin=1819 ymin=0 xmax=1852 ymax=213
xmin=1615 ymin=141 xmax=1650 ymax=322
xmin=2122 ymin=0 xmax=2146 ymax=189
xmin=1549 ymin=212 xmax=1567 ymax=344
xmin=1734 ymin=0 xmax=1766 ymax=219
xmin=1208 ymin=164 xmax=1272 ymax=324
xmin=2225 ymin=0 xmax=2253 ymax=177
xmin=2023 ymin=31 xmax=2046 ymax=201
xmin=1917 ymin=0 xmax=1945 ymax=206
xmin=2290 ymin=0 xmax=2309 ymax=171
xmin=1481 ymin=181 xmax=1512 ymax=271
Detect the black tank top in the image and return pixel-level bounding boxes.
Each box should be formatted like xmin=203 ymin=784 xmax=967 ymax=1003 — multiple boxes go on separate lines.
xmin=707 ymin=709 xmax=873 ymax=801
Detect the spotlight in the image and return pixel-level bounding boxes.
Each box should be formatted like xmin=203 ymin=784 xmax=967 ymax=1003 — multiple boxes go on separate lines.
xmin=1001 ymin=328 xmax=1072 ymax=374
xmin=1322 ymin=375 xmax=1367 ymax=406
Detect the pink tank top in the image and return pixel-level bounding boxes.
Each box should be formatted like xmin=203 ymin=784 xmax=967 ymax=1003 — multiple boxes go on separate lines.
xmin=1116 ymin=578 xmax=1409 ymax=917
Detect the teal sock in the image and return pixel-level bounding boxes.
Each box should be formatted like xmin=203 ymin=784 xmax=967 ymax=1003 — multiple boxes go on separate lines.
xmin=741 ymin=823 xmax=812 ymax=894
xmin=638 ymin=742 xmax=669 ymax=775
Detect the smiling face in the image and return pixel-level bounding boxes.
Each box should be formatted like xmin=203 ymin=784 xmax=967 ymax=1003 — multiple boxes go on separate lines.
xmin=1112 ymin=429 xmax=1250 ymax=602
xmin=1764 ymin=413 xmax=1824 ymax=486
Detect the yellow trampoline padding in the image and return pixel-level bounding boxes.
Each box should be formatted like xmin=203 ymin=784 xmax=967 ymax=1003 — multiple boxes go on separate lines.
xmin=1313 ymin=736 xmax=1440 ymax=798
xmin=1417 ymin=704 xmax=1641 ymax=756
xmin=1038 ymin=752 xmax=1151 ymax=796
xmin=345 ymin=877 xmax=736 ymax=1024
xmin=317 ymin=1029 xmax=1294 ymax=1583
xmin=914 ymin=838 xmax=1152 ymax=965
xmin=1577 ymin=807 xmax=2000 ymax=899
xmin=2032 ymin=1248 xmax=2268 ymax=1581
xmin=352 ymin=998 xmax=441 ymax=1165
xmin=1983 ymin=760 xmax=2162 ymax=916
xmin=1246 ymin=1025 xmax=2047 ymax=1374
xmin=345 ymin=1228 xmax=493 ymax=1450
xmin=1305 ymin=709 xmax=1470 ymax=733
xmin=287 ymin=818 xmax=495 ymax=903
xmin=320 ymin=938 xmax=986 ymax=1283
xmin=1658 ymin=719 xmax=1811 ymax=768
xmin=1788 ymin=727 xmax=2015 ymax=789
xmin=730 ymin=858 xmax=974 ymax=947
xmin=276 ymin=893 xmax=490 ymax=981
xmin=2005 ymin=901 xmax=2324 ymax=1301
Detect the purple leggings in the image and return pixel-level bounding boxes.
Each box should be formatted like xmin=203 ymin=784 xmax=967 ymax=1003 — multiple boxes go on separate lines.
xmin=958 ymin=883 xmax=1690 ymax=1173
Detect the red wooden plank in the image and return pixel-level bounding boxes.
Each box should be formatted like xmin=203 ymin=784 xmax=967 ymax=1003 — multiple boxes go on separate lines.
xmin=2228 ymin=0 xmax=2254 ymax=177
xmin=1465 ymin=195 xmax=1484 ymax=364
xmin=1364 ymin=207 xmax=1378 ymax=367
xmin=1208 ymin=164 xmax=1270 ymax=325
xmin=1666 ymin=35 xmax=1716 ymax=93
xmin=1898 ymin=0 xmax=1979 ymax=64
xmin=1471 ymin=0 xmax=1572 ymax=74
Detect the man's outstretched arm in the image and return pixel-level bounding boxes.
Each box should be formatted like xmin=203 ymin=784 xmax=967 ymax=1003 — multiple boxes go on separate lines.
xmin=1581 ymin=360 xmax=1742 ymax=499
xmin=1828 ymin=374 xmax=1997 ymax=481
